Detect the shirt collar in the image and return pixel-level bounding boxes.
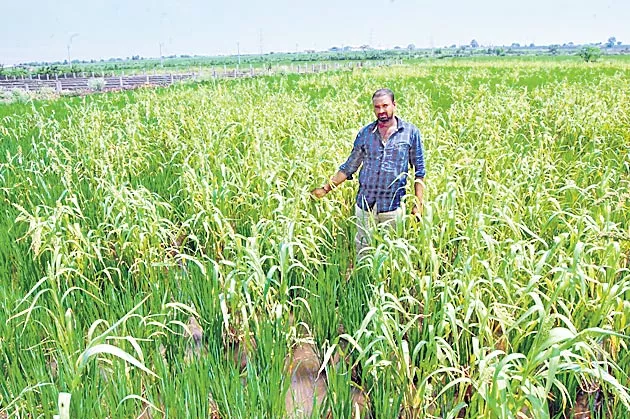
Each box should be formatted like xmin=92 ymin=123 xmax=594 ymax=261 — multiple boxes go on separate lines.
xmin=371 ymin=116 xmax=405 ymax=133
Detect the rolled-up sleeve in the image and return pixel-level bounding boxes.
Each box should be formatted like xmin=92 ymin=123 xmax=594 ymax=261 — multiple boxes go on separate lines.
xmin=409 ymin=129 xmax=426 ymax=178
xmin=339 ymin=132 xmax=365 ymax=180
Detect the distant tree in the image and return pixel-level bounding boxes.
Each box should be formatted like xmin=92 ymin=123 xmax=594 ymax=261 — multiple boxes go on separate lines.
xmin=470 ymin=39 xmax=479 ymax=48
xmin=529 ymin=43 xmax=535 ymax=48
xmin=617 ymin=41 xmax=622 ymax=46
xmin=407 ymin=44 xmax=415 ymax=51
xmin=548 ymin=44 xmax=560 ymax=55
xmin=606 ymin=36 xmax=616 ymax=48
xmin=360 ymin=44 xmax=371 ymax=51
xmin=511 ymin=42 xmax=520 ymax=48
xmin=449 ymin=44 xmax=457 ymax=48
xmin=36 ymin=65 xmax=61 ymax=76
xmin=578 ymin=46 xmax=601 ymax=62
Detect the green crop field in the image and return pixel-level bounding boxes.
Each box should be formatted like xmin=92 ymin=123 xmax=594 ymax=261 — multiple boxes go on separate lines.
xmin=0 ymin=58 xmax=629 ymax=418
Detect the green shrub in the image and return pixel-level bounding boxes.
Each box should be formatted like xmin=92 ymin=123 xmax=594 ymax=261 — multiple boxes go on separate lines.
xmin=87 ymin=77 xmax=107 ymax=91
xmin=578 ymin=46 xmax=602 ymax=62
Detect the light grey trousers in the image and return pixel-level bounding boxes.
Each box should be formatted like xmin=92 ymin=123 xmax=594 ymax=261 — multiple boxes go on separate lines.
xmin=354 ymin=204 xmax=405 ymax=256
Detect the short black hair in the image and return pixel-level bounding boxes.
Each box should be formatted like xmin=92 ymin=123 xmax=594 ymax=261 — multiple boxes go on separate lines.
xmin=372 ymin=88 xmax=395 ymax=102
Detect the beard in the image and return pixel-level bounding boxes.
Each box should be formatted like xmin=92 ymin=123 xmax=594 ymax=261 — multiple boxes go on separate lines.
xmin=378 ymin=114 xmax=392 ymax=122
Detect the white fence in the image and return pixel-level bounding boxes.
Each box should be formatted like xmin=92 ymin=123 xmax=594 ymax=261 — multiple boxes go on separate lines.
xmin=0 ymin=60 xmax=402 ymax=92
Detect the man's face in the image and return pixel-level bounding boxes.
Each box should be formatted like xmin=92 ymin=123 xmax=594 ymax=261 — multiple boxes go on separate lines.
xmin=373 ymin=95 xmax=396 ymax=123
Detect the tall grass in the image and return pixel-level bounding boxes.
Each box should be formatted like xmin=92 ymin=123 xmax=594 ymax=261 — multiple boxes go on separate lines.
xmin=0 ymin=59 xmax=628 ymax=417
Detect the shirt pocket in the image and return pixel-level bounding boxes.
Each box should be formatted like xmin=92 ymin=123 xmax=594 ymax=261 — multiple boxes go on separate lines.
xmin=383 ymin=142 xmax=409 ymax=173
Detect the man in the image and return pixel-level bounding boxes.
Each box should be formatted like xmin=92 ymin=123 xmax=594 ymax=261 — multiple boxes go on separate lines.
xmin=311 ymin=88 xmax=426 ymax=254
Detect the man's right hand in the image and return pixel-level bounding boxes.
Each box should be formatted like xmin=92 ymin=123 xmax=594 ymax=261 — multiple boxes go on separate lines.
xmin=311 ymin=172 xmax=346 ymax=199
xmin=311 ymin=187 xmax=328 ymax=198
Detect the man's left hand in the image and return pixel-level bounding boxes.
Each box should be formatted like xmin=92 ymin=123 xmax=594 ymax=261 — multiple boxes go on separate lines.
xmin=411 ymin=204 xmax=423 ymax=221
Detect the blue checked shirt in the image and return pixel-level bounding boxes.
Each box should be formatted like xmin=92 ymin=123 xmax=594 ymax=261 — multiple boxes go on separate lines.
xmin=339 ymin=117 xmax=425 ymax=213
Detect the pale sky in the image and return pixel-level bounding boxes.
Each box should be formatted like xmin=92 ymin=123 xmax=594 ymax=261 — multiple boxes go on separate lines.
xmin=2 ymin=0 xmax=628 ymax=65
